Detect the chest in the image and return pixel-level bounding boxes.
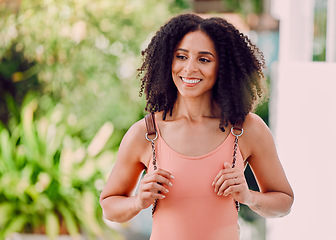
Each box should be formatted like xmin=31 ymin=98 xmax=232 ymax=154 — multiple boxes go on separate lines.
xmin=153 ymin=133 xmax=244 ymax=200
xmin=158 ymin=121 xmax=230 ymax=157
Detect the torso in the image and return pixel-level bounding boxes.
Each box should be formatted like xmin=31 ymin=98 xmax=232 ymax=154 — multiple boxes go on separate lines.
xmin=146 ymin=113 xmax=244 ymax=240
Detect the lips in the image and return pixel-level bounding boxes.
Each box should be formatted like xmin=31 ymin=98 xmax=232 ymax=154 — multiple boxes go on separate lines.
xmin=181 ymin=77 xmax=202 ymax=84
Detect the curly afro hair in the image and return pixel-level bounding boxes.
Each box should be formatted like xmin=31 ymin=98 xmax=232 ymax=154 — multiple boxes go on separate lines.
xmin=138 ymin=13 xmax=267 ymax=131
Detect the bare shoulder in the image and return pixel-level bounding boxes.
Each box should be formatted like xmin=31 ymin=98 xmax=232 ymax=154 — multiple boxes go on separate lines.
xmin=243 ymin=113 xmax=270 ymax=137
xmin=239 ymin=113 xmax=274 ymax=160
xmin=118 ymin=117 xmax=152 ymax=167
xmin=123 ymin=118 xmax=148 ymax=144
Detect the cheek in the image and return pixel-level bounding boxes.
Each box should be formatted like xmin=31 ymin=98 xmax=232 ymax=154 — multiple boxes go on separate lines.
xmin=171 ymin=60 xmax=183 ymax=74
xmin=172 ymin=72 xmax=180 ymax=85
xmin=171 ymin=65 xmax=179 ymax=83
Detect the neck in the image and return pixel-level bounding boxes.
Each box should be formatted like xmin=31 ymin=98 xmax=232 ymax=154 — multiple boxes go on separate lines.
xmin=170 ymin=95 xmax=219 ymax=121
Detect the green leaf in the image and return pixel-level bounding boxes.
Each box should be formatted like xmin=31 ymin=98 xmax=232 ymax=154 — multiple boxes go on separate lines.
xmin=58 ymin=203 xmax=79 ymax=236
xmin=3 ymin=215 xmax=26 ymax=238
xmin=45 ymin=211 xmax=60 ymax=240
xmin=21 ymin=99 xmax=40 ymax=161
xmin=0 ymin=129 xmax=15 ymax=170
xmin=0 ymin=202 xmax=14 ymax=226
xmin=78 ymin=191 xmax=102 ymax=236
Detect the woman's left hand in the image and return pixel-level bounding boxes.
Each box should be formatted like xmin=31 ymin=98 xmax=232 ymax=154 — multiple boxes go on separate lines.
xmin=212 ymin=162 xmax=253 ymax=205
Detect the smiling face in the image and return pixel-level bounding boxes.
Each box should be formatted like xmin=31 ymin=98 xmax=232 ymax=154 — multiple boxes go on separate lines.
xmin=171 ymin=30 xmax=219 ymax=100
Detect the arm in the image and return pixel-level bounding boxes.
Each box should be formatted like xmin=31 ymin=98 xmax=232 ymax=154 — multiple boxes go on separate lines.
xmin=213 ymin=113 xmax=294 ymax=218
xmin=99 ymin=119 xmax=173 ymax=223
xmin=243 ymin=113 xmax=294 ymax=217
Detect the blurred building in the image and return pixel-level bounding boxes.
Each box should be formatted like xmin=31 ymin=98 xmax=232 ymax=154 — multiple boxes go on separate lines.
xmin=268 ymin=0 xmax=336 ymax=239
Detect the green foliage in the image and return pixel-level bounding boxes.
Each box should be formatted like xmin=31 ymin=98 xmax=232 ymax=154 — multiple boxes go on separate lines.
xmin=0 ymin=94 xmax=115 ymax=239
xmin=169 ymin=0 xmax=191 ymax=11
xmin=313 ymin=0 xmax=327 ymax=61
xmin=0 ymin=45 xmax=40 ymax=126
xmin=0 ymin=0 xmax=176 ymax=146
xmin=255 ymin=100 xmax=269 ymax=126
xmin=0 ymin=0 xmax=182 ymax=238
xmin=221 ymin=0 xmax=264 ymax=14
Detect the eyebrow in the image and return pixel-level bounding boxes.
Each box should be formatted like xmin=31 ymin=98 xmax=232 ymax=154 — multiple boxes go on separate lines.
xmin=175 ymin=48 xmax=216 ymax=58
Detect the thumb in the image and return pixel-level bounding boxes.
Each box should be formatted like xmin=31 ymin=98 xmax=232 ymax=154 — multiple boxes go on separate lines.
xmin=224 ymin=162 xmax=232 ymax=169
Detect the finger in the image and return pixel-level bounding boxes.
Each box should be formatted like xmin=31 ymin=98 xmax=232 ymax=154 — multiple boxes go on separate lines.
xmin=217 ymin=178 xmax=238 ymax=195
xmin=151 ymin=168 xmax=174 ymax=186
xmin=223 ymin=185 xmax=240 ymax=197
xmin=141 ymin=191 xmax=166 ymax=200
xmin=152 ymin=174 xmax=173 ymax=187
xmin=142 ymin=173 xmax=173 ymax=187
xmin=213 ymin=173 xmax=238 ymax=193
xmin=212 ymin=169 xmax=233 ymax=186
xmin=212 ymin=165 xmax=235 ymax=186
xmin=212 ymin=170 xmax=224 ymax=186
xmin=213 ymin=174 xmax=225 ymax=193
xmin=224 ymin=161 xmax=232 ymax=169
xmin=139 ymin=181 xmax=169 ymax=194
xmin=138 ymin=184 xmax=168 ymax=199
xmin=155 ymin=168 xmax=174 ymax=179
xmin=147 ymin=182 xmax=170 ymax=194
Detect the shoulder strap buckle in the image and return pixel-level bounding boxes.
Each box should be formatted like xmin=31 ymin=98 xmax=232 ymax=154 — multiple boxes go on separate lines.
xmin=145 ymin=113 xmax=158 ymax=141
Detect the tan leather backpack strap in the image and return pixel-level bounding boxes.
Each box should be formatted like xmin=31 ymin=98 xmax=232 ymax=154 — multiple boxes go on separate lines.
xmin=145 ymin=113 xmax=157 ymax=136
xmin=144 ymin=112 xmax=159 ymax=216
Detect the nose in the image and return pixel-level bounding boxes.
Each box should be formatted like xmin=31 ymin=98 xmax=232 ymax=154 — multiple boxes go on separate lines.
xmin=184 ymin=58 xmax=198 ymax=73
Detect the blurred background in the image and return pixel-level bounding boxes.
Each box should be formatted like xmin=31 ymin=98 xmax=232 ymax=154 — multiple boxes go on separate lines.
xmin=0 ymin=0 xmax=335 ymax=239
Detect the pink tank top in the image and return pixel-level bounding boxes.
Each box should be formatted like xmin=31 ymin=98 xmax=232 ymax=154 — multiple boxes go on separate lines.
xmin=148 ymin=125 xmax=244 ymax=240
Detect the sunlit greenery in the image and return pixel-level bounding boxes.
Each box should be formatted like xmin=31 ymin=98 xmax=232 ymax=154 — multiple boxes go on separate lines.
xmin=313 ymin=0 xmax=327 ymax=61
xmin=0 ymin=94 xmax=116 ymax=239
xmin=222 ymin=0 xmax=264 ymax=14
xmin=0 ymin=0 xmax=183 ymax=147
xmin=0 ymin=0 xmax=183 ymax=238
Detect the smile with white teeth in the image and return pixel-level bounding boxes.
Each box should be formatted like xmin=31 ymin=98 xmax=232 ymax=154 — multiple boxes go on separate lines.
xmin=181 ymin=77 xmax=201 ymax=84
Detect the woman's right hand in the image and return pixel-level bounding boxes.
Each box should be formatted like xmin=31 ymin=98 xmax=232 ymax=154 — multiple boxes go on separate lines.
xmin=135 ymin=168 xmax=174 ymax=210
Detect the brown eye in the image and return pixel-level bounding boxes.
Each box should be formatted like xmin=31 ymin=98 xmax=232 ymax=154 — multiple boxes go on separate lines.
xmin=199 ymin=57 xmax=210 ymax=63
xmin=176 ymin=55 xmax=187 ymax=60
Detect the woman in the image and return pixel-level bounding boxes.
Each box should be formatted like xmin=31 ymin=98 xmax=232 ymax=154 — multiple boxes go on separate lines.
xmin=100 ymin=14 xmax=294 ymax=240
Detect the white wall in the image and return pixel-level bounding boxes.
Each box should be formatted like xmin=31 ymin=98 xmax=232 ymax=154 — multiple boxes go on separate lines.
xmin=268 ymin=0 xmax=336 ymax=239
xmin=268 ymin=62 xmax=336 ymax=240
